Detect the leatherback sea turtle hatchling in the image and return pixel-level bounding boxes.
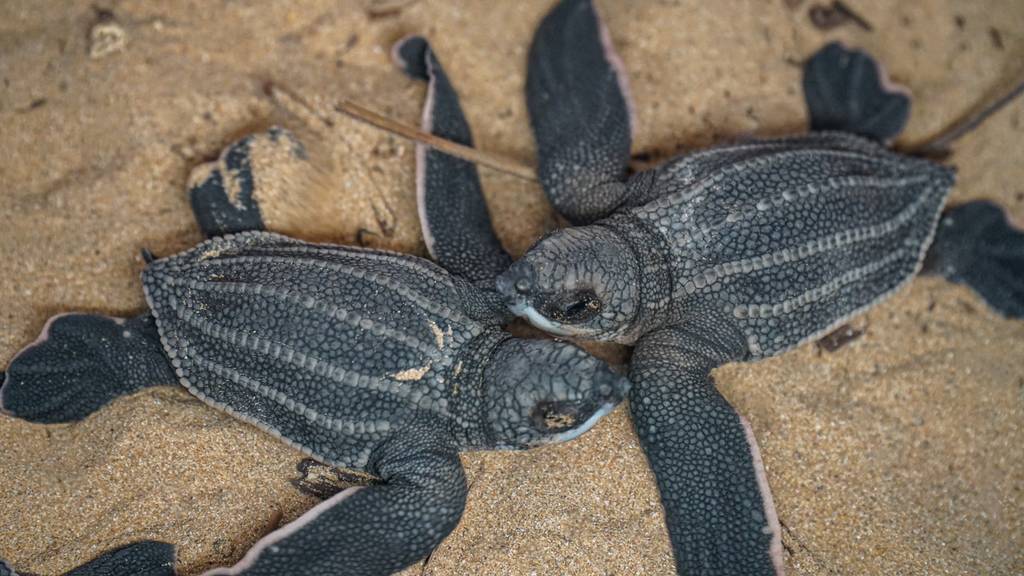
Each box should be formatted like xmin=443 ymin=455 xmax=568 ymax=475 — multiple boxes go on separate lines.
xmin=0 ymin=37 xmax=629 ymax=576
xmin=494 ymin=0 xmax=1024 ymax=573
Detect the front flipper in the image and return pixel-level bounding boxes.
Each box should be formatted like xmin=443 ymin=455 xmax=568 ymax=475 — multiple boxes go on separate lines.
xmin=203 ymin=422 xmax=466 ymax=576
xmin=803 ymin=42 xmax=910 ymax=143
xmin=1 ymin=313 xmax=177 ymax=423
xmin=1 ymin=541 xmax=175 ymax=576
xmin=629 ymin=327 xmax=784 ymax=575
xmin=527 ymin=0 xmax=634 ymax=224
xmin=923 ymin=200 xmax=1024 ymax=318
xmin=189 ymin=128 xmax=307 ymax=238
xmin=393 ymin=36 xmax=512 ymax=284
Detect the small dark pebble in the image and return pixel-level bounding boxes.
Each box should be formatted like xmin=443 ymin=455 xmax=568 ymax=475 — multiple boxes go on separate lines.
xmin=809 ymin=1 xmax=873 ymax=32
xmin=292 ymin=458 xmax=379 ymax=500
xmin=355 ymin=228 xmax=378 ymax=247
xmin=989 ymin=28 xmax=1004 ymax=51
xmin=816 ymin=323 xmax=865 ymax=352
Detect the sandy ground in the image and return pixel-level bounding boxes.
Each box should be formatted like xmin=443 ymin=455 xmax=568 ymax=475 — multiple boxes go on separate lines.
xmin=1 ymin=0 xmax=1022 ymax=574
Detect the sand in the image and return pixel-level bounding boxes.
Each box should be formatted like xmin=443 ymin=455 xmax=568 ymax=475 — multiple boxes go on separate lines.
xmin=1 ymin=0 xmax=1022 ymax=574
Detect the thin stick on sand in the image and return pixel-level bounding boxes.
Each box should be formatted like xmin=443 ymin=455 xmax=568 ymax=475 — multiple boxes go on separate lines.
xmin=907 ymin=75 xmax=1024 ymax=157
xmin=267 ymin=82 xmax=538 ymax=182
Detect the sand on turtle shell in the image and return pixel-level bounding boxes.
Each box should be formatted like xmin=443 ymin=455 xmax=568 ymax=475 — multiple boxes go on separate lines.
xmin=1 ymin=1 xmax=1022 ymax=574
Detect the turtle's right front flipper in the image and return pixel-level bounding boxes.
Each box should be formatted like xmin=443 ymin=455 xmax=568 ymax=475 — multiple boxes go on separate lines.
xmin=629 ymin=326 xmax=784 ymax=576
xmin=393 ymin=36 xmax=512 ymax=284
xmin=203 ymin=421 xmax=466 ymax=576
xmin=527 ymin=0 xmax=634 ymax=224
xmin=1 ymin=313 xmax=176 ymax=423
xmin=923 ymin=200 xmax=1024 ymax=318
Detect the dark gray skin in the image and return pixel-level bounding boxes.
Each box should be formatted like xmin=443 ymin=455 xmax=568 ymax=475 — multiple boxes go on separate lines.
xmin=0 ymin=543 xmax=175 ymax=576
xmin=495 ymin=1 xmax=1024 ymax=574
xmin=0 ymin=37 xmax=628 ymax=576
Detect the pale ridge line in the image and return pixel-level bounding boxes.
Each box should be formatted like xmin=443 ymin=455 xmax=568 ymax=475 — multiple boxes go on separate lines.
xmin=236 ymin=242 xmax=457 ymax=287
xmin=186 ymin=349 xmax=389 ymax=436
xmin=734 ymin=248 xmax=909 ymax=320
xmin=177 ymin=229 xmax=458 ymax=288
xmin=749 ymin=183 xmax=953 ymax=359
xmin=658 ymin=133 xmax=881 ymax=182
xmin=161 ymin=275 xmax=447 ymax=361
xmin=685 ymin=180 xmax=933 ymax=294
xmin=648 ymin=146 xmax=908 ymax=211
xmin=169 ymin=300 xmax=418 ymax=400
xmin=190 ymin=253 xmax=474 ymax=328
xmin=667 ymin=175 xmax=931 ymax=275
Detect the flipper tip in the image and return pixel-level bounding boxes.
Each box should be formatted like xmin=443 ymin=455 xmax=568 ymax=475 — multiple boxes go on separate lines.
xmin=803 ymin=41 xmax=911 ymax=143
xmin=926 ymin=200 xmax=1024 ymax=319
xmin=392 ymin=35 xmax=431 ymax=81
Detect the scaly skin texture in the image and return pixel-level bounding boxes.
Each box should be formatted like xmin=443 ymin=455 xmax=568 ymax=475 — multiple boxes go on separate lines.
xmin=0 ymin=542 xmax=176 ymax=576
xmin=628 ymin=319 xmax=782 ymax=576
xmin=142 ymin=230 xmax=626 ymax=465
xmin=923 ymin=201 xmax=1024 ymax=318
xmin=0 ymin=35 xmax=630 ymax=576
xmin=503 ymin=133 xmax=955 ymax=354
xmin=526 ymin=0 xmax=632 ymax=224
xmin=501 ymin=133 xmax=954 ymax=576
xmin=142 ymin=231 xmax=506 ymax=468
xmin=203 ymin=419 xmax=468 ymax=576
xmin=495 ymin=1 xmax=1017 ymax=574
xmin=0 ymin=314 xmax=176 ymax=423
xmin=394 ymin=36 xmax=512 ymax=285
xmin=63 ymin=542 xmax=176 ymax=576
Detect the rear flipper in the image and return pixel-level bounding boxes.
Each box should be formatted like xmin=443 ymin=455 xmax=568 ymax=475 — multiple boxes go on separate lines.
xmin=392 ymin=36 xmax=512 ymax=285
xmin=65 ymin=541 xmax=175 ymax=576
xmin=527 ymin=0 xmax=634 ymax=224
xmin=1 ymin=313 xmax=177 ymax=423
xmin=189 ymin=128 xmax=307 ymax=238
xmin=1 ymin=541 xmax=175 ymax=576
xmin=923 ymin=200 xmax=1024 ymax=318
xmin=202 ymin=422 xmax=466 ymax=576
xmin=629 ymin=327 xmax=784 ymax=575
xmin=803 ymin=42 xmax=911 ymax=143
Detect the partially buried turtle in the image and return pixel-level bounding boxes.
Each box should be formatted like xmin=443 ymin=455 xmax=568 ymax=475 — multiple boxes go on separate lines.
xmin=0 ymin=38 xmax=628 ymax=576
xmin=496 ymin=0 xmax=1024 ymax=574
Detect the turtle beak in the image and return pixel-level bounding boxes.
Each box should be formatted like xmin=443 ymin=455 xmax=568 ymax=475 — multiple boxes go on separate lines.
xmin=496 ymin=260 xmax=537 ymax=306
xmin=496 ymin=261 xmax=580 ymax=337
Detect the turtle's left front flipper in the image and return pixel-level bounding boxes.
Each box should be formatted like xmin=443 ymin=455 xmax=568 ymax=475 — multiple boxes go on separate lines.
xmin=393 ymin=36 xmax=511 ymax=285
xmin=1 ymin=541 xmax=175 ymax=576
xmin=527 ymin=0 xmax=634 ymax=224
xmin=1 ymin=313 xmax=177 ymax=423
xmin=923 ymin=200 xmax=1024 ymax=318
xmin=629 ymin=326 xmax=784 ymax=576
xmin=203 ymin=421 xmax=466 ymax=576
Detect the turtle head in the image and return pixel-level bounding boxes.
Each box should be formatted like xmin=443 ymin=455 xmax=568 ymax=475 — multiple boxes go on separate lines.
xmin=482 ymin=338 xmax=629 ymax=450
xmin=496 ymin=226 xmax=640 ymax=343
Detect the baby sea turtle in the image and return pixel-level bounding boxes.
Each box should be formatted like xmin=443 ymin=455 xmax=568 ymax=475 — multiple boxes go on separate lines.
xmin=0 ymin=37 xmax=628 ymax=576
xmin=495 ymin=0 xmax=1024 ymax=573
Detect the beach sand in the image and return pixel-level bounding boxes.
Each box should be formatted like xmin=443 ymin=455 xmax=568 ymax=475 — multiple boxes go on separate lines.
xmin=1 ymin=1 xmax=1022 ymax=574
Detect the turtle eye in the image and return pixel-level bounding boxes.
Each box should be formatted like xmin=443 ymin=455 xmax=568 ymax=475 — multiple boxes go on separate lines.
xmin=542 ymin=289 xmax=602 ymax=324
